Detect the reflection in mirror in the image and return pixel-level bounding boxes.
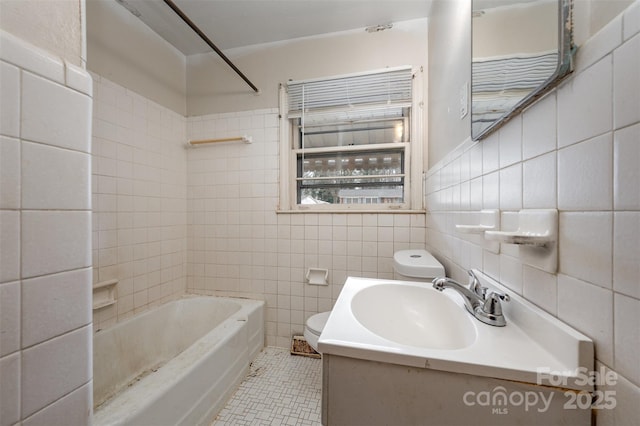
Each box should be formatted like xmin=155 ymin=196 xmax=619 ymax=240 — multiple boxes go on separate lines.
xmin=471 ymin=0 xmax=574 ymax=140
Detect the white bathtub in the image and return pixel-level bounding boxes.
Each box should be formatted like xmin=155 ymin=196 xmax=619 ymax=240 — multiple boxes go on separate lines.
xmin=93 ymin=296 xmax=264 ymax=426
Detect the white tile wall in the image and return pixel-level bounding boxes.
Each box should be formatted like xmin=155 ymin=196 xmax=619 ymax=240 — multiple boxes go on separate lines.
xmin=596 ymin=361 xmax=640 ymax=426
xmin=0 ymin=282 xmax=20 ymax=357
xmin=498 ymin=116 xmax=522 ymax=168
xmin=614 ymin=293 xmax=640 ymax=385
xmin=22 ymin=269 xmax=92 ymax=347
xmin=21 ymin=382 xmax=92 ymax=426
xmin=0 ymin=61 xmax=20 ymax=138
xmin=0 ymin=136 xmax=20 ymax=209
xmin=557 ymin=54 xmax=612 ymax=148
xmin=522 ymin=152 xmax=557 ymax=208
xmin=613 ymin=212 xmax=640 ymax=299
xmin=558 ymin=212 xmax=612 ymax=289
xmin=0 ymin=352 xmax=20 ymax=425
xmin=21 ymin=71 xmax=92 ymax=152
xmin=522 ymin=93 xmax=557 ymax=160
xmin=424 ymin=6 xmax=639 ymax=424
xmin=614 ymin=122 xmax=640 ymax=210
xmin=90 ymin=74 xmax=187 ymax=330
xmin=0 ymin=210 xmax=20 ymax=283
xmin=186 ymin=109 xmax=426 ymax=347
xmin=557 ymin=274 xmax=614 ymax=366
xmin=499 ymin=163 xmax=522 ymax=210
xmin=522 ymin=265 xmax=557 ymax=315
xmin=21 ymin=211 xmax=91 ymax=278
xmin=21 ymin=141 xmax=91 ymax=210
xmin=613 ymin=33 xmax=640 ymax=129
xmin=557 ymin=133 xmax=613 ymax=211
xmin=20 ymin=326 xmax=92 ymax=418
xmin=623 ymin=1 xmax=640 ymax=39
xmin=0 ymin=29 xmax=92 ymax=426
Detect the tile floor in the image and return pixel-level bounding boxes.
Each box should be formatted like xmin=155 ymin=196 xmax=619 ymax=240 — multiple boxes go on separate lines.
xmin=213 ymin=347 xmax=322 ymax=426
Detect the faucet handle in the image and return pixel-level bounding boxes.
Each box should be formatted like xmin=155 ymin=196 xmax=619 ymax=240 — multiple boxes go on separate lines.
xmin=467 ymin=270 xmax=486 ymax=299
xmin=475 ymin=291 xmax=510 ymax=327
xmin=482 ymin=291 xmax=510 ymax=316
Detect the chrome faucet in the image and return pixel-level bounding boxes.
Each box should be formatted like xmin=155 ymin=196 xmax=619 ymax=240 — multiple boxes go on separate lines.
xmin=432 ymin=270 xmax=510 ymax=327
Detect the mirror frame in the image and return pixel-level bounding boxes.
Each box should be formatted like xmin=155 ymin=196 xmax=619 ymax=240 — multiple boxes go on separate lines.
xmin=471 ymin=0 xmax=575 ymax=141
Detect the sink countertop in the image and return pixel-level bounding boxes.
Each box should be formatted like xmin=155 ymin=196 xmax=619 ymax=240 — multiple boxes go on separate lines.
xmin=318 ymin=270 xmax=594 ymax=391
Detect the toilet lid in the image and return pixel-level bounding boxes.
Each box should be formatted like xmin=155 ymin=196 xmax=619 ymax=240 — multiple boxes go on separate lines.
xmin=307 ymin=312 xmax=331 ymax=335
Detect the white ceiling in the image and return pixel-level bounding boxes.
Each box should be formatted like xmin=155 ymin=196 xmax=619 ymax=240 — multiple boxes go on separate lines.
xmin=116 ymin=0 xmax=432 ymax=55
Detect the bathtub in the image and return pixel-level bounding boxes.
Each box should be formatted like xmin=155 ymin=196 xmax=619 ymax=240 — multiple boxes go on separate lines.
xmin=93 ymin=296 xmax=264 ymax=426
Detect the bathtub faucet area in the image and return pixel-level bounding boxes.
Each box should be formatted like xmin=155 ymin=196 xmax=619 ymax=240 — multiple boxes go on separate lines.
xmin=432 ymin=270 xmax=510 ymax=327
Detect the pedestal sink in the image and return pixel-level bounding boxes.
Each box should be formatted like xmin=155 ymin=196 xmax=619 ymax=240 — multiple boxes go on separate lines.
xmin=351 ymin=284 xmax=476 ymax=350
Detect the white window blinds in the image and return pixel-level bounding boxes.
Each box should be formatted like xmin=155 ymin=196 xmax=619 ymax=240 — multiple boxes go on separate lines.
xmin=287 ymin=66 xmax=413 ymax=116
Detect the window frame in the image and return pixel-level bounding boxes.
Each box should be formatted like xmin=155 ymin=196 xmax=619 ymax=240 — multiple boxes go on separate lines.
xmin=278 ymin=66 xmax=424 ymax=213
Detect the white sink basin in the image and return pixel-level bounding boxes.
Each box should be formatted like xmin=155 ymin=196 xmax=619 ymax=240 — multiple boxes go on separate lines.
xmin=318 ymin=271 xmax=594 ymax=391
xmin=351 ymin=284 xmax=476 ymax=350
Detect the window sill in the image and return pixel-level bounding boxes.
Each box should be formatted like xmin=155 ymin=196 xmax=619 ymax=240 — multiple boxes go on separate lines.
xmin=276 ymin=209 xmax=426 ymax=215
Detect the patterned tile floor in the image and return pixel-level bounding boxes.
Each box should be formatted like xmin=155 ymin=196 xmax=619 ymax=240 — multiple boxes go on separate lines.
xmin=213 ymin=346 xmax=322 ymax=426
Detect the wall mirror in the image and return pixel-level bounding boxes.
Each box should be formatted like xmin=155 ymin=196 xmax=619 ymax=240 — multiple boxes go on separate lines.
xmin=471 ymin=0 xmax=574 ymax=140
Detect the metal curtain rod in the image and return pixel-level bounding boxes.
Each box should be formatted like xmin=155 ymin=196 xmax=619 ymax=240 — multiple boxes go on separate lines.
xmin=162 ymin=0 xmax=260 ymax=93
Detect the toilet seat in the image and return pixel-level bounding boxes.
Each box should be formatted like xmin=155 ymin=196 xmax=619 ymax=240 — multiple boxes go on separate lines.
xmin=304 ymin=311 xmax=331 ymax=352
xmin=306 ymin=311 xmax=330 ymax=336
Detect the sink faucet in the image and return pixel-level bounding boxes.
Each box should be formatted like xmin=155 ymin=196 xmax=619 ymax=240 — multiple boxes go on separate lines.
xmin=432 ymin=270 xmax=510 ymax=327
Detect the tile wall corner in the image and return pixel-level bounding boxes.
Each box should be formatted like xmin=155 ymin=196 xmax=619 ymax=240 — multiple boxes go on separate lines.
xmin=0 ymin=30 xmax=93 ymax=425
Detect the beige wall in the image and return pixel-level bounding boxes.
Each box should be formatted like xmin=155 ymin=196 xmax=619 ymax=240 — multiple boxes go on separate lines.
xmin=86 ymin=0 xmax=187 ymax=115
xmin=472 ymin=1 xmax=557 ymax=58
xmin=85 ymin=4 xmax=426 ymax=118
xmin=186 ymin=19 xmax=428 ymax=116
xmin=0 ymin=0 xmax=85 ymax=67
xmin=427 ymin=0 xmax=471 ymax=169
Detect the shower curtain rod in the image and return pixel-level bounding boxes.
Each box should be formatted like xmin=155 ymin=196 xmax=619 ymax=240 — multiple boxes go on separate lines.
xmin=162 ymin=0 xmax=260 ymax=93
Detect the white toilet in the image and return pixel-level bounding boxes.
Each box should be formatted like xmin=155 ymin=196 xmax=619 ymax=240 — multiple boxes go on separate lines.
xmin=303 ymin=249 xmax=445 ymax=353
xmin=391 ymin=249 xmax=445 ymax=281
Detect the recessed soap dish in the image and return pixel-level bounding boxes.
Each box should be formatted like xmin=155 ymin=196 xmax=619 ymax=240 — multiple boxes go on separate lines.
xmin=93 ymin=279 xmax=117 ymax=310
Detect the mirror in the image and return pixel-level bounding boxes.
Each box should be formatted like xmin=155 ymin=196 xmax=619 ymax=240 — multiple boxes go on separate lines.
xmin=471 ymin=0 xmax=574 ymax=140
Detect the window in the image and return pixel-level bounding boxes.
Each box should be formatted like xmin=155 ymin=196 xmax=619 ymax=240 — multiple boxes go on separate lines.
xmin=279 ymin=67 xmax=423 ymax=211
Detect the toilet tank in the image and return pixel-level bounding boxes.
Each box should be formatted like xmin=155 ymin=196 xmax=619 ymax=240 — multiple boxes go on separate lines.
xmin=393 ymin=249 xmax=444 ymax=279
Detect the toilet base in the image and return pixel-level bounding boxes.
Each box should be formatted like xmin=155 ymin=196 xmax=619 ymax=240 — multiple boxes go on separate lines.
xmin=291 ymin=335 xmax=320 ymax=358
xmin=303 ymin=328 xmax=321 ymax=353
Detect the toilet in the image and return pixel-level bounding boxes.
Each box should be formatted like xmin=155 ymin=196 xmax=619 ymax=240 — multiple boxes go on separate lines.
xmin=392 ymin=249 xmax=445 ymax=280
xmin=303 ymin=249 xmax=445 ymax=353
xmin=303 ymin=311 xmax=331 ymax=353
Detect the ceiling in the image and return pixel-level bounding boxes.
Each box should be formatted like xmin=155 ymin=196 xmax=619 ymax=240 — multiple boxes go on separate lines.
xmin=115 ymin=0 xmax=432 ymax=55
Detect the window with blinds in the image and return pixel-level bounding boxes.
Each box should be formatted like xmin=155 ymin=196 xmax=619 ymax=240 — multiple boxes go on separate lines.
xmin=285 ymin=67 xmax=415 ymax=208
